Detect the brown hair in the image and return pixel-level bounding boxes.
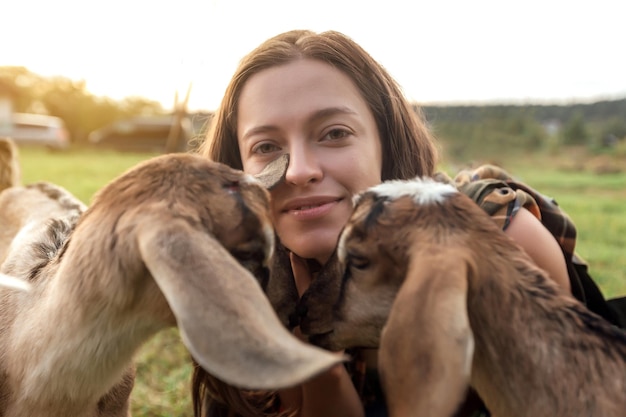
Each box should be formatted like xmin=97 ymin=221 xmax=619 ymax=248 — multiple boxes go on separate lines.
xmin=194 ymin=29 xmax=439 ymax=417
xmin=198 ymin=29 xmax=438 ymax=180
xmin=192 ymin=364 xmax=291 ymax=417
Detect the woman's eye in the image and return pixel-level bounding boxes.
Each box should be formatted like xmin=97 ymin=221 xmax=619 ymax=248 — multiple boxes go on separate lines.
xmin=252 ymin=142 xmax=279 ymax=154
xmin=323 ymin=128 xmax=350 ymax=141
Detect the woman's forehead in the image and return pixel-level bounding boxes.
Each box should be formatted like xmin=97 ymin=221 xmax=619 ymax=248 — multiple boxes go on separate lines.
xmin=237 ymin=59 xmax=368 ymax=123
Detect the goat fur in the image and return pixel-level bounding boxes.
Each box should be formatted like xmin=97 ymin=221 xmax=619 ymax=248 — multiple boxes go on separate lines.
xmin=0 ymin=141 xmax=341 ymax=416
xmin=299 ymin=176 xmax=626 ymax=417
xmin=0 ymin=137 xmax=20 ymax=192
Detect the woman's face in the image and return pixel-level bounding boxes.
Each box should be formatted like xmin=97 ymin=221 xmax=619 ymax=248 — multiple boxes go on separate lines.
xmin=237 ymin=59 xmax=383 ymax=263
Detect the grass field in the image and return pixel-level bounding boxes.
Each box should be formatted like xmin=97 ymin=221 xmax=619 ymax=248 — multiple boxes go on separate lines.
xmin=14 ymin=146 xmax=626 ymax=416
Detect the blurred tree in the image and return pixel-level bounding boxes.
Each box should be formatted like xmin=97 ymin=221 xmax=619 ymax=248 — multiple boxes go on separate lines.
xmin=0 ymin=66 xmax=166 ymax=144
xmin=119 ymin=96 xmax=165 ymax=116
xmin=41 ymin=77 xmax=98 ymax=143
xmin=601 ymin=117 xmax=626 ymax=140
xmin=561 ymin=111 xmax=589 ymax=146
xmin=42 ymin=78 xmax=165 ymax=143
xmin=0 ymin=66 xmax=42 ymax=112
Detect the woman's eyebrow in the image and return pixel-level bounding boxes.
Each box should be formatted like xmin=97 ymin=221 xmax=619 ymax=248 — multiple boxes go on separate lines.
xmin=241 ymin=125 xmax=279 ymax=142
xmin=241 ymin=106 xmax=359 ymax=142
xmin=308 ymin=106 xmax=358 ymax=124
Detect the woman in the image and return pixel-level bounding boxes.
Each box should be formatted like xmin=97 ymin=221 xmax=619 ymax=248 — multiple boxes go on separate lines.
xmin=193 ymin=29 xmax=579 ymax=417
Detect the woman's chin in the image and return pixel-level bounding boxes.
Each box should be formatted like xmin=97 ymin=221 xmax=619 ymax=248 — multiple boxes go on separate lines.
xmin=276 ymin=204 xmax=351 ymax=262
xmin=293 ymin=246 xmax=334 ymax=264
xmin=285 ymin=230 xmax=339 ymax=263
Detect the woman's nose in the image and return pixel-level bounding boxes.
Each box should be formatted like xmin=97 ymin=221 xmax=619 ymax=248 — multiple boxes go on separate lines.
xmin=285 ymin=144 xmax=322 ymax=186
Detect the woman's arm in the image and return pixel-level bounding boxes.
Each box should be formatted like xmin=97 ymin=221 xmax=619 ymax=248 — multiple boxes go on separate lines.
xmin=278 ymin=254 xmax=365 ymax=417
xmin=505 ymin=207 xmax=571 ymax=293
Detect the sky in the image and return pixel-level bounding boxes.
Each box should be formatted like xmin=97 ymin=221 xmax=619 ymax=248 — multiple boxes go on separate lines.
xmin=2 ymin=0 xmax=625 ymax=112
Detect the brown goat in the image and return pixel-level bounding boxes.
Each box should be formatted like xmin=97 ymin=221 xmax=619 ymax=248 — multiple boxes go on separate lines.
xmin=299 ymin=177 xmax=626 ymax=417
xmin=223 ymin=153 xmax=300 ymax=330
xmin=0 ymin=137 xmax=20 ymax=192
xmin=0 ymin=147 xmax=341 ymax=416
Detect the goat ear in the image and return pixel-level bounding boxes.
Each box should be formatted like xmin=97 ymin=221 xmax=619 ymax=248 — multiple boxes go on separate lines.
xmin=253 ymin=154 xmax=289 ymax=190
xmin=378 ymin=249 xmax=474 ymax=416
xmin=136 ymin=220 xmax=344 ymax=390
xmin=265 ymin=240 xmax=300 ymax=329
xmin=0 ymin=272 xmax=31 ymax=291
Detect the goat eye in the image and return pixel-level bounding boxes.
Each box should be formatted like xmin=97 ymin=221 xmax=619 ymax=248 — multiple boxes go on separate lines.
xmin=348 ymin=253 xmax=370 ymax=270
xmin=230 ymin=249 xmax=261 ymax=263
xmin=224 ymin=180 xmax=240 ymax=193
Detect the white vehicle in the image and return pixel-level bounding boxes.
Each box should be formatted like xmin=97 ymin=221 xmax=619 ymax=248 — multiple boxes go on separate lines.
xmin=2 ymin=113 xmax=70 ymax=150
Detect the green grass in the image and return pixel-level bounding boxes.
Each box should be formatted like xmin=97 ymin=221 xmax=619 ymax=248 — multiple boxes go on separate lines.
xmin=20 ymin=147 xmax=161 ymax=203
xmin=12 ymin=146 xmax=626 ymax=416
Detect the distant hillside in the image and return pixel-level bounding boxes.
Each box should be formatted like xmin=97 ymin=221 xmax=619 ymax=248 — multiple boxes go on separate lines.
xmin=413 ymin=97 xmax=626 ymax=161
xmin=418 ymin=97 xmax=626 ymax=124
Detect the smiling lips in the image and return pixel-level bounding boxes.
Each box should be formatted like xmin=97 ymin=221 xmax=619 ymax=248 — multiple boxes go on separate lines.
xmin=283 ymin=197 xmax=342 ymax=219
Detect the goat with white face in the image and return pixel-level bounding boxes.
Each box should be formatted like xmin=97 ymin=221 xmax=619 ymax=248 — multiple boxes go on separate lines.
xmin=299 ymin=177 xmax=626 ymax=417
xmin=0 ymin=151 xmax=342 ymax=417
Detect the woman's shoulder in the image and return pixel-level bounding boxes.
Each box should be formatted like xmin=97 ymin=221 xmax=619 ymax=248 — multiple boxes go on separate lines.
xmin=447 ymin=164 xmax=540 ymax=231
xmin=445 ymin=163 xmax=625 ymax=328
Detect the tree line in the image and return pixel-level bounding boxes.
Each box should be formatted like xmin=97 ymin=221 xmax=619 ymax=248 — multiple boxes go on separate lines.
xmin=419 ymin=99 xmax=626 ymax=159
xmin=2 ymin=66 xmax=625 ymax=158
xmin=0 ymin=66 xmax=166 ymax=144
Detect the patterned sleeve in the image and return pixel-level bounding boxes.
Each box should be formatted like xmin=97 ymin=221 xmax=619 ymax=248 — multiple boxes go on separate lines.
xmin=453 ymin=164 xmax=579 ymax=262
xmin=453 ymin=167 xmax=541 ymax=232
xmin=451 ymin=164 xmax=626 ymax=329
